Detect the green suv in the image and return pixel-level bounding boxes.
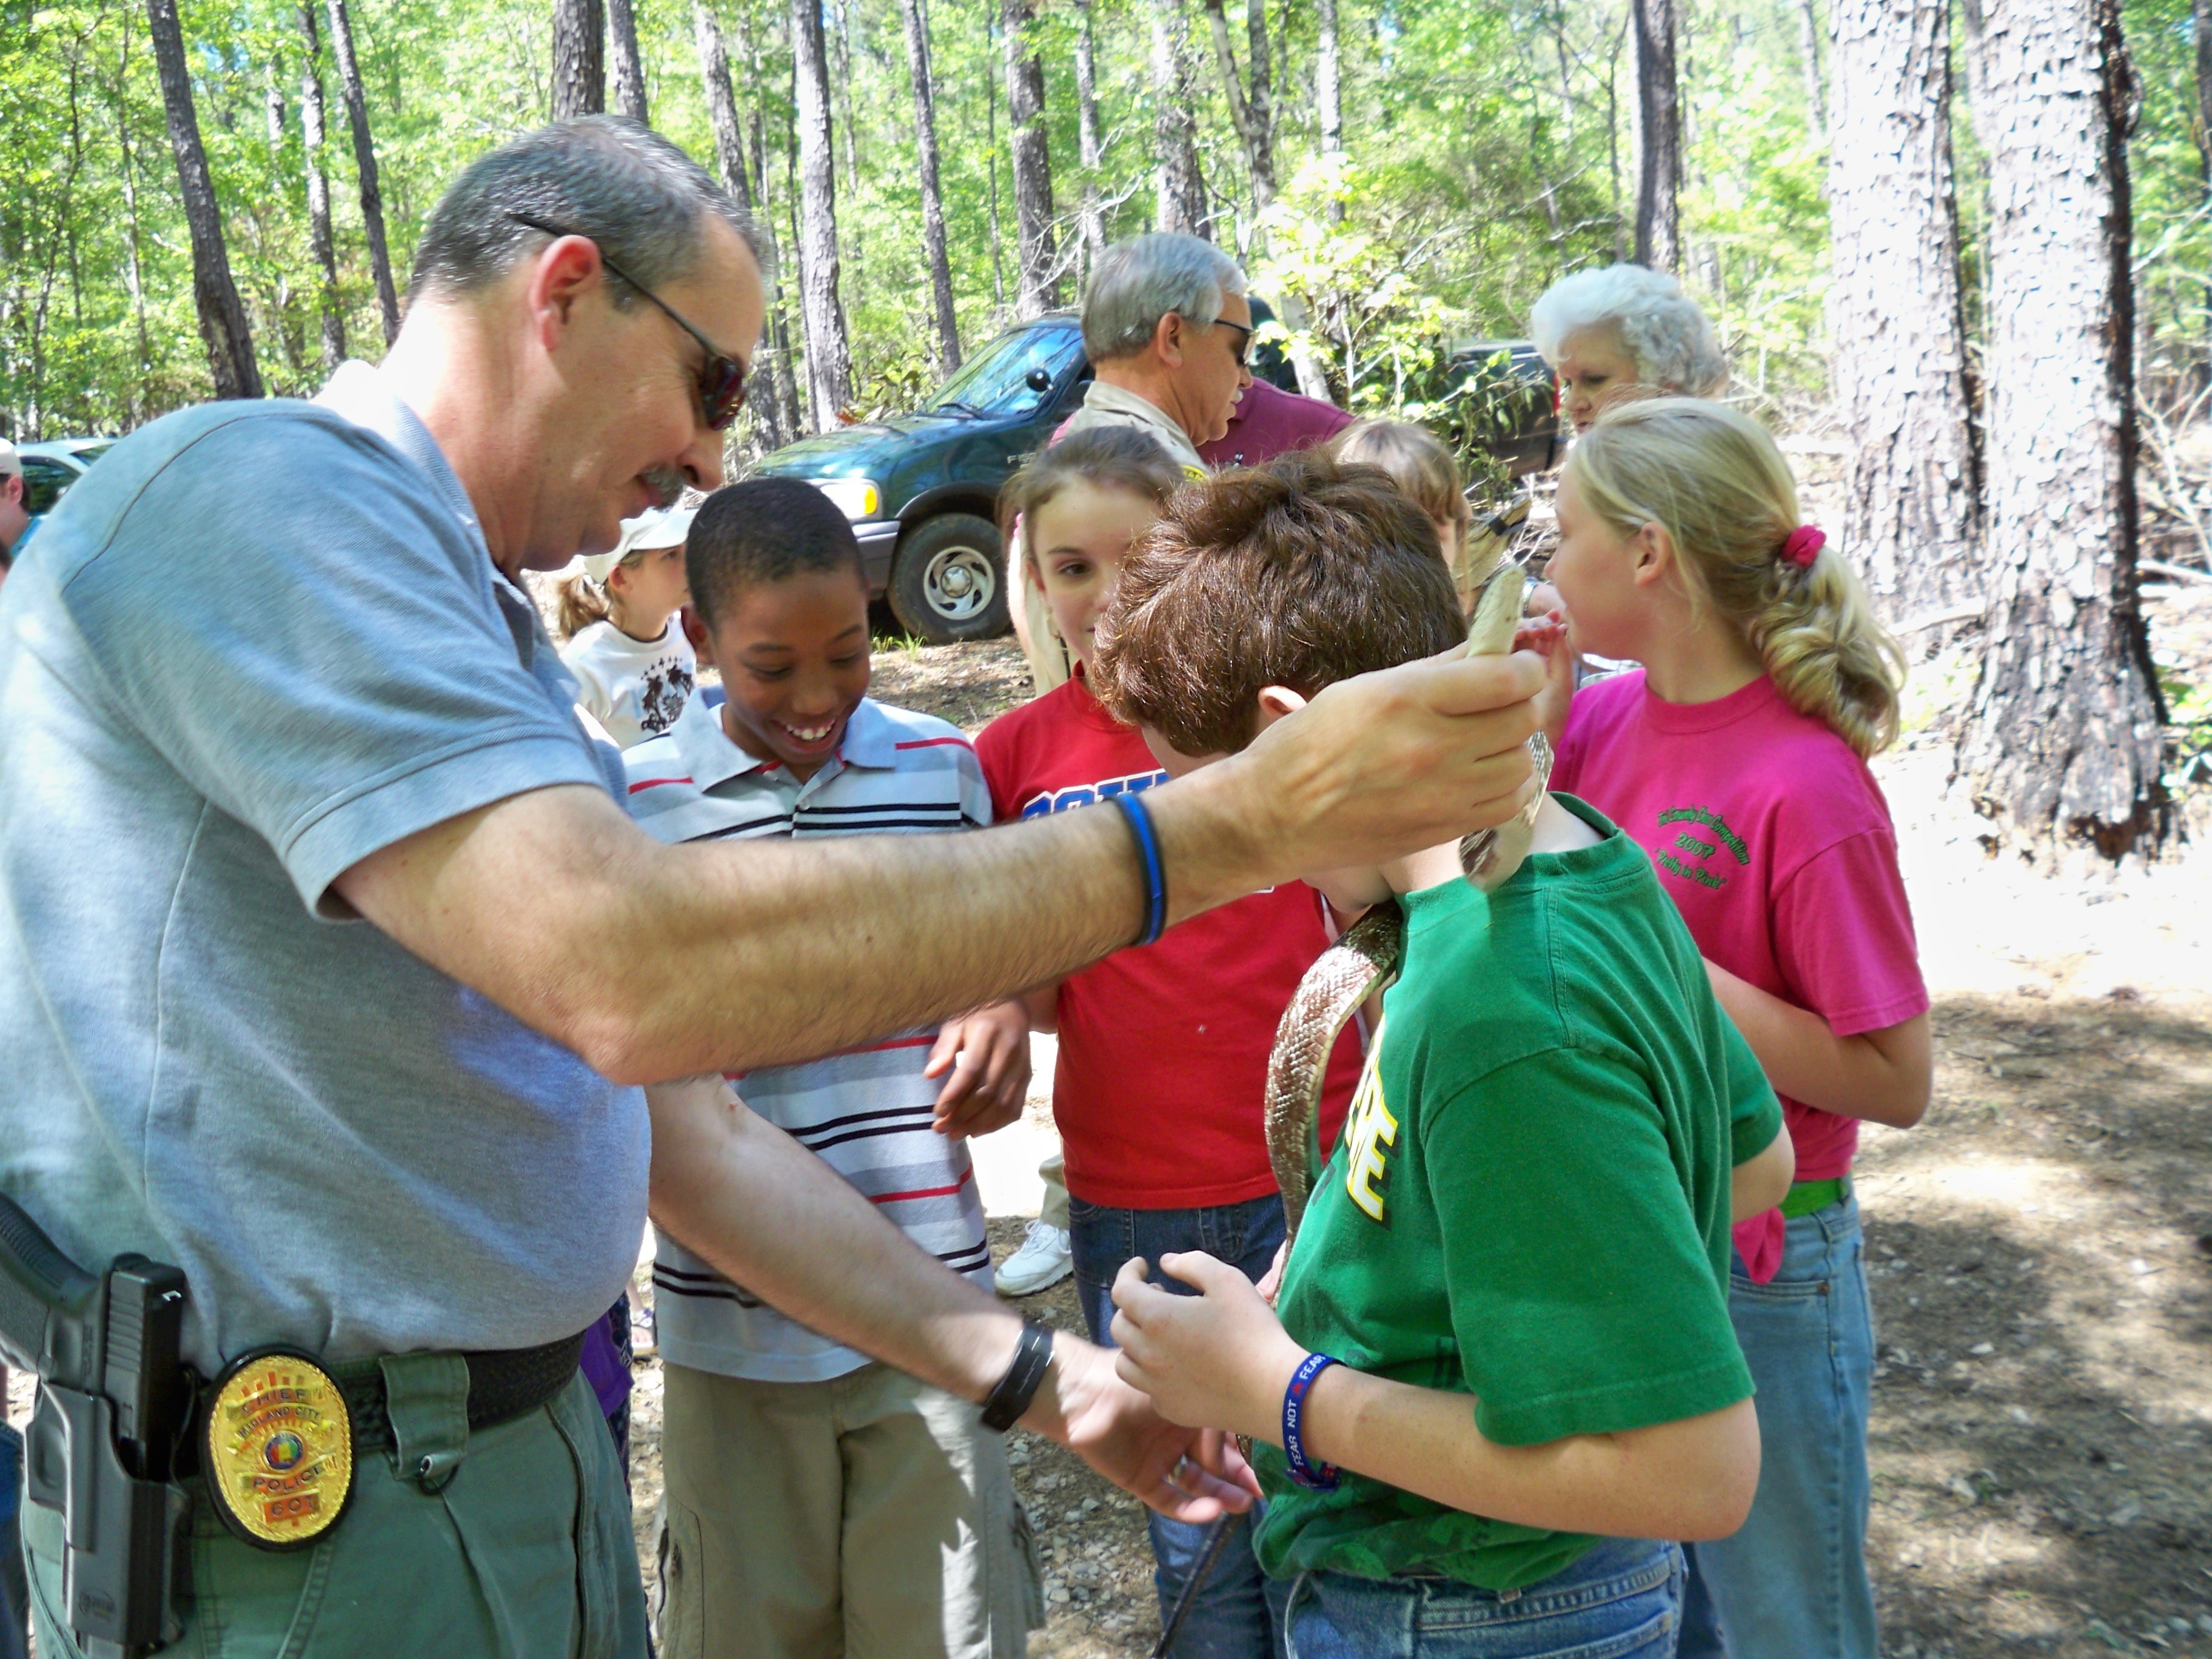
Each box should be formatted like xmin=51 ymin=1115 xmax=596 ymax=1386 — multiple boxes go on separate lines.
xmin=748 ymin=312 xmax=1091 ymax=643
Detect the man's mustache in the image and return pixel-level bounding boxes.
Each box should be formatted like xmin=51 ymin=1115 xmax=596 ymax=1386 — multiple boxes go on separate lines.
xmin=643 ymin=463 xmax=687 ymax=509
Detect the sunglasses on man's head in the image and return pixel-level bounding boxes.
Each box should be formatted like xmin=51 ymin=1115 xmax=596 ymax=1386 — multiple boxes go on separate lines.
xmin=507 ymin=211 xmax=748 ymax=431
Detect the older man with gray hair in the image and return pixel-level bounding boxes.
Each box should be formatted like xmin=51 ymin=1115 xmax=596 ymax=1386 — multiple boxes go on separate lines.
xmin=1067 ymin=232 xmax=1255 ymax=472
xmin=1007 ymin=233 xmax=1256 ymax=697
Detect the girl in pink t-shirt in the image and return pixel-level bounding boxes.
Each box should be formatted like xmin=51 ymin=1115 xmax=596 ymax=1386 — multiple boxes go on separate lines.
xmin=1538 ymin=398 xmax=1929 ymax=1659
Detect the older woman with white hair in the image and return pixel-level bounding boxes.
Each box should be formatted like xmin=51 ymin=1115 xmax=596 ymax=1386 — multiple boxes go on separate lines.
xmin=1530 ymin=264 xmax=1729 ymax=431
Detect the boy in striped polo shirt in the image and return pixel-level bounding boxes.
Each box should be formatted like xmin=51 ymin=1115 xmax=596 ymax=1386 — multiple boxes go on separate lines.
xmin=628 ymin=479 xmax=1040 ymax=1659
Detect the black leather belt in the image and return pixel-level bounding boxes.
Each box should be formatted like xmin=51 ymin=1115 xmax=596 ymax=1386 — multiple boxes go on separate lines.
xmin=340 ymin=1329 xmax=589 ymax=1453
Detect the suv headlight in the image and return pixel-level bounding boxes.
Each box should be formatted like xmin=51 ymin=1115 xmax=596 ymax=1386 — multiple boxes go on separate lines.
xmin=810 ymin=478 xmax=883 ymax=520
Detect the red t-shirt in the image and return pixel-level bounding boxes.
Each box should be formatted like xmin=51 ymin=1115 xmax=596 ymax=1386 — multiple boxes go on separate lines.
xmin=1195 ymin=380 xmax=1355 ymax=469
xmin=977 ymin=673 xmax=1362 ymax=1208
xmin=1553 ymin=671 xmax=1928 ymax=1279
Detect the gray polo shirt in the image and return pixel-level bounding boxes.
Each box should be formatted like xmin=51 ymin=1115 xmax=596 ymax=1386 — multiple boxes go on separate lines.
xmin=0 ymin=363 xmax=649 ymax=1374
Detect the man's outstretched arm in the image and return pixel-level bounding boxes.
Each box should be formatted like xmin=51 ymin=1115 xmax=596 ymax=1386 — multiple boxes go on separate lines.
xmin=333 ymin=649 xmax=1544 ymax=1082
xmin=647 ymin=1074 xmax=1255 ymax=1519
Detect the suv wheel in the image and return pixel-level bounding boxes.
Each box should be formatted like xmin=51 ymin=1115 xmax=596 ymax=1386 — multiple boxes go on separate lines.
xmin=888 ymin=514 xmax=1011 ymax=644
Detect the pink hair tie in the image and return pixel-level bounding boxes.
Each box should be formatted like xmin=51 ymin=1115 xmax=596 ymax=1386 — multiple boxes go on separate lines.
xmin=1781 ymin=525 xmax=1826 ymax=569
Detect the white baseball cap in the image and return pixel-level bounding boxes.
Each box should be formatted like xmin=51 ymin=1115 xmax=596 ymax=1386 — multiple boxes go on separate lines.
xmin=581 ymin=502 xmax=698 ymax=585
xmin=0 ymin=438 xmax=19 ymax=479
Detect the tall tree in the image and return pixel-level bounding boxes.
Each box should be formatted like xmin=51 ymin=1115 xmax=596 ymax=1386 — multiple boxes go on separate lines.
xmin=695 ymin=0 xmax=754 ymax=209
xmin=1074 ymin=0 xmax=1107 ymax=267
xmin=144 ymin=0 xmax=262 ymax=398
xmin=1202 ymin=0 xmax=1275 ymax=206
xmin=1002 ymin=0 xmax=1059 ymax=314
xmin=744 ymin=10 xmax=803 ymax=441
xmin=1956 ymin=0 xmax=2169 ymax=862
xmin=326 ymin=0 xmax=400 ymax=343
xmin=298 ymin=1 xmax=347 ymax=371
xmin=609 ymin=0 xmax=650 ymax=120
xmin=1797 ymin=0 xmax=1829 ymax=148
xmin=791 ymin=0 xmax=853 ymax=426
xmin=1628 ymin=0 xmax=1681 ymax=270
xmin=1316 ymin=0 xmax=1342 ymax=221
xmin=554 ymin=0 xmax=608 ymax=118
xmin=1150 ymin=0 xmax=1208 ymax=236
xmin=1827 ymin=0 xmax=1978 ymax=616
xmin=895 ymin=0 xmax=962 ymax=367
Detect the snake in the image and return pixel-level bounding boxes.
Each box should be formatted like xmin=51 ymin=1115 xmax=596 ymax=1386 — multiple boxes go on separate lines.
xmin=1262 ymin=548 xmax=1554 ymax=1247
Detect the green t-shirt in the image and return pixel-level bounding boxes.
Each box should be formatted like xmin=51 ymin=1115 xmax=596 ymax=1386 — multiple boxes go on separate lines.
xmin=1252 ymin=795 xmax=1782 ymax=1592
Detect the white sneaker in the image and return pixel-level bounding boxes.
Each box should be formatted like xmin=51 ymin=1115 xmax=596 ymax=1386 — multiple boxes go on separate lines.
xmin=996 ymin=1220 xmax=1073 ymax=1296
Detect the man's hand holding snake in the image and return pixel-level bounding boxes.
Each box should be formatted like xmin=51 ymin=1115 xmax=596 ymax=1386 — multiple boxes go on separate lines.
xmin=1152 ymin=649 xmax=1546 ymax=916
xmin=1031 ymin=1329 xmax=1264 ymax=1519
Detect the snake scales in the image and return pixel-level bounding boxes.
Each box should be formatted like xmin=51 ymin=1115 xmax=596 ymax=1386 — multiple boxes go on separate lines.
xmin=1262 ymin=557 xmax=1555 ymax=1245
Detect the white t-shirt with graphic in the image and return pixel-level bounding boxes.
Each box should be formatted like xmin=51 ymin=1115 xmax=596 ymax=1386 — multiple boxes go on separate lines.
xmin=559 ymin=618 xmax=697 ymax=748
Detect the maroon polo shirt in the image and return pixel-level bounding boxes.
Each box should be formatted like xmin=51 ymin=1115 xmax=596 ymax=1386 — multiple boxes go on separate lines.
xmin=1196 ymin=380 xmax=1355 ymax=469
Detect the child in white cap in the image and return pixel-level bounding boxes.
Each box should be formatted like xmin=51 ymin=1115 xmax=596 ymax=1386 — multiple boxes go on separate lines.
xmin=557 ymin=500 xmax=700 ymax=746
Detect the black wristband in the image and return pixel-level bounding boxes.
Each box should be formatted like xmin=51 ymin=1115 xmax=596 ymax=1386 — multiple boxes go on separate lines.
xmin=979 ymin=1321 xmax=1055 ymax=1432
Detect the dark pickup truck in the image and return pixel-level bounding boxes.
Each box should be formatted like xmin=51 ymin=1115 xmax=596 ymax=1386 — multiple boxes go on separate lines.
xmin=748 ymin=315 xmax=1560 ymax=643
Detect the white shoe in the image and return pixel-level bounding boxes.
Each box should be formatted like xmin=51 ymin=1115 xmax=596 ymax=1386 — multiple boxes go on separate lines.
xmin=996 ymin=1220 xmax=1073 ymax=1296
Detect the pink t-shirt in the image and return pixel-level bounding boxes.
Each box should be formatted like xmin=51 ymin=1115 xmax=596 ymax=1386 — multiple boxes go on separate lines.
xmin=1553 ymin=671 xmax=1928 ymax=1281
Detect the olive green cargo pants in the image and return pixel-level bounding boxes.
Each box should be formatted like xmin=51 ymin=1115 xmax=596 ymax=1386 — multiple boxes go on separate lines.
xmin=24 ymin=1354 xmax=647 ymax=1658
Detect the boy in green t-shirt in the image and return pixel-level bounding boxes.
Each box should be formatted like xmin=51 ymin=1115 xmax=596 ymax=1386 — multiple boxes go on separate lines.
xmin=1087 ymin=451 xmax=1792 ymax=1659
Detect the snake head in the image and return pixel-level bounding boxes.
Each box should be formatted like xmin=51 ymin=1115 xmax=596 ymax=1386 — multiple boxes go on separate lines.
xmin=1458 ymin=563 xmax=1550 ymax=892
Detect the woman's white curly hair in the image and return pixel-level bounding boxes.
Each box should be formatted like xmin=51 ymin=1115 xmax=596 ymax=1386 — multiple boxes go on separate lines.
xmin=1529 ymin=264 xmax=1729 ymax=396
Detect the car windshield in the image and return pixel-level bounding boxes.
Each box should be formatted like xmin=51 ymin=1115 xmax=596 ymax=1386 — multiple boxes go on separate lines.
xmin=921 ymin=326 xmax=1079 ymax=416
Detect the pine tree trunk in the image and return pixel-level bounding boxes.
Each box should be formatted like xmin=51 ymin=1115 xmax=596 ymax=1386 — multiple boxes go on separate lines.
xmin=2196 ymin=0 xmax=2212 ymax=197
xmin=791 ymin=0 xmax=852 ymax=426
xmin=1150 ymin=0 xmax=1208 ymax=236
xmin=896 ymin=0 xmax=962 ymax=368
xmin=985 ymin=45 xmax=1007 ymax=307
xmin=1316 ymin=0 xmax=1342 ymax=221
xmin=1828 ymin=0 xmax=1979 ymax=616
xmin=1248 ymin=0 xmax=1275 ymax=181
xmin=1954 ymin=0 xmax=2170 ymax=863
xmin=1002 ymin=0 xmax=1059 ymax=315
xmin=1202 ymin=0 xmax=1273 ymax=206
xmin=609 ymin=0 xmax=649 ymax=121
xmin=695 ymin=1 xmax=753 ymax=210
xmin=553 ymin=0 xmax=607 ymax=118
xmin=326 ymin=0 xmax=400 ymax=343
xmin=1798 ymin=0 xmax=1829 ymax=147
xmin=298 ymin=1 xmax=347 ymax=372
xmin=1074 ymin=0 xmax=1107 ymax=263
xmin=1629 ymin=0 xmax=1681 ymax=271
xmin=743 ymin=18 xmax=801 ymax=445
xmin=144 ymin=0 xmax=262 ymax=398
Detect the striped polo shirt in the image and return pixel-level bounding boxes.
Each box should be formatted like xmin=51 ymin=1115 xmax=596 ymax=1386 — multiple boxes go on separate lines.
xmin=626 ymin=692 xmax=996 ymax=1382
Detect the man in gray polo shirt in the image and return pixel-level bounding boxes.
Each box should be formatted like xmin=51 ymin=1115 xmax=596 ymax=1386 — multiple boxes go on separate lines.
xmin=0 ymin=119 xmax=1543 ymax=1658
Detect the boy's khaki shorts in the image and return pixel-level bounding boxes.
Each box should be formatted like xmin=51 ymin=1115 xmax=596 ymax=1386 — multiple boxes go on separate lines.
xmin=655 ymin=1360 xmax=1044 ymax=1659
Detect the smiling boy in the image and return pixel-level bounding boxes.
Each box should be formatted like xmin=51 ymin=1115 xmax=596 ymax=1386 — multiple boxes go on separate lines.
xmin=623 ymin=478 xmax=1040 ymax=1659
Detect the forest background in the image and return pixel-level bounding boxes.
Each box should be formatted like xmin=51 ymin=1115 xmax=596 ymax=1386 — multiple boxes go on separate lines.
xmin=4 ymin=0 xmax=2212 ymax=868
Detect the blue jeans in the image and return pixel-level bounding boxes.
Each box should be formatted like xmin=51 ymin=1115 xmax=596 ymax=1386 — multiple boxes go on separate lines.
xmin=1 ymin=1422 xmax=31 ymax=1659
xmin=1069 ymin=1190 xmax=1290 ymax=1659
xmin=1677 ymin=1195 xmax=1875 ymax=1659
xmin=1282 ymin=1538 xmax=1684 ymax=1659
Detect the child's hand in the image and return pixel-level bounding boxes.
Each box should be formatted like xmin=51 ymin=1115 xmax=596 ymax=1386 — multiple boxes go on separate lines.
xmin=1110 ymin=1253 xmax=1306 ymax=1445
xmin=1514 ymin=613 xmax=1575 ymax=754
xmin=928 ymin=1001 xmax=1032 ymax=1138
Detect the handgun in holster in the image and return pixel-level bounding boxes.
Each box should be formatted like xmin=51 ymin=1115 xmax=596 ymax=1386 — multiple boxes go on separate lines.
xmin=0 ymin=1191 xmax=193 ymax=1658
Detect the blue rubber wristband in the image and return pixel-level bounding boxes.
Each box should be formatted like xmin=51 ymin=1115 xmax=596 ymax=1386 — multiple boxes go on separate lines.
xmin=1110 ymin=789 xmax=1168 ymax=947
xmin=1281 ymin=1352 xmax=1340 ymax=1490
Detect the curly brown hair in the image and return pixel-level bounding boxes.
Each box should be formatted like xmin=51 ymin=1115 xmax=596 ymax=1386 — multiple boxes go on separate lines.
xmin=1090 ymin=451 xmax=1464 ymax=757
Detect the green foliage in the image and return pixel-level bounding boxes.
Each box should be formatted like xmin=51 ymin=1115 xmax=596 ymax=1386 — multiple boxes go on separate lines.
xmin=4 ymin=0 xmax=2204 ymax=446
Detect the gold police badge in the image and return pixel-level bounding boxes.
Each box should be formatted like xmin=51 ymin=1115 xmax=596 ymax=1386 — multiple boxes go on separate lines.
xmin=203 ymin=1348 xmax=355 ymax=1549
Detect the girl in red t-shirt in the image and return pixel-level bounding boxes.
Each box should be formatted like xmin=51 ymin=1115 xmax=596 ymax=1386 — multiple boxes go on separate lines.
xmin=973 ymin=427 xmax=1364 ymax=1658
xmin=1539 ymin=397 xmax=1930 ymax=1659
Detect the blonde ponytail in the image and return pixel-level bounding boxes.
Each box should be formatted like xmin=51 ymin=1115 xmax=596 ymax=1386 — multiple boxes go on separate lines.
xmin=555 ymin=573 xmax=611 ymax=642
xmin=1569 ymin=398 xmax=1906 ymax=758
